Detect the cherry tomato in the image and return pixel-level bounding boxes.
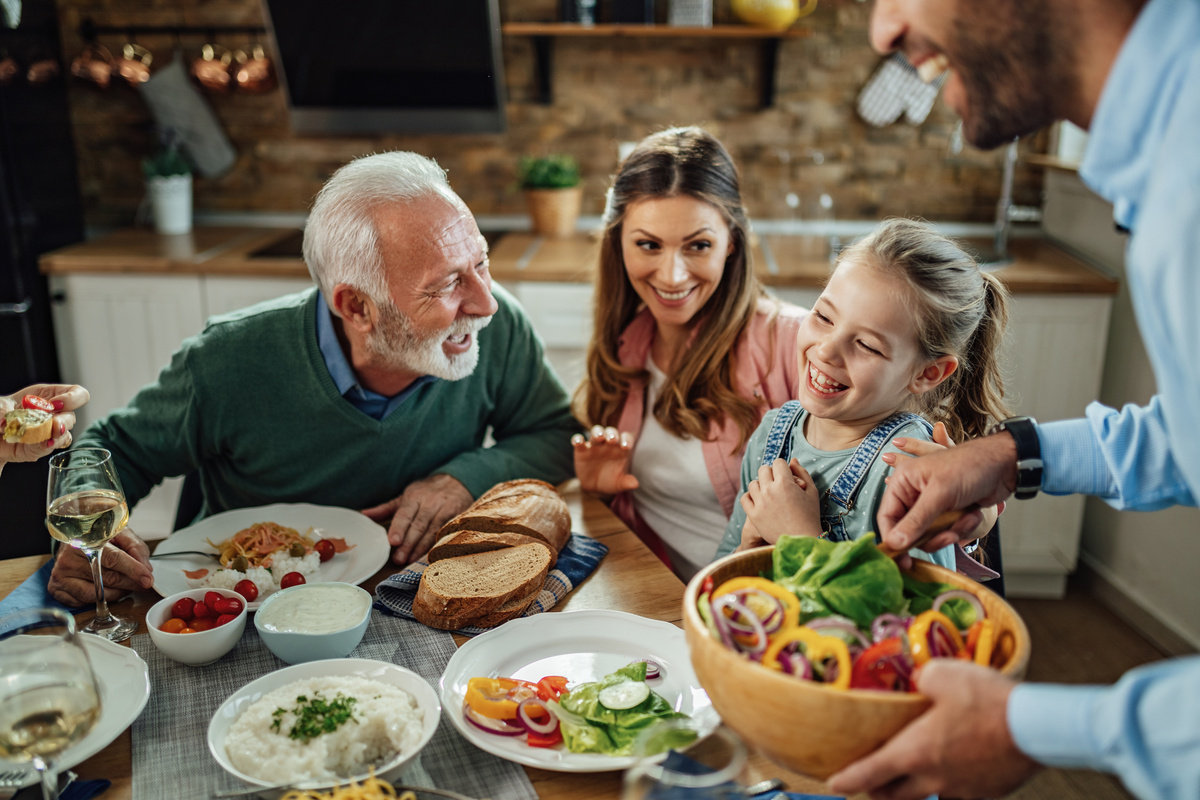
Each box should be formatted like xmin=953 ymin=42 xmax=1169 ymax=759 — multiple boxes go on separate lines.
xmin=171 ymin=598 xmax=195 ymax=620
xmin=526 ymin=727 xmax=563 ymax=748
xmin=191 ymin=618 xmax=215 ymax=632
xmin=179 ymin=627 xmax=197 ymax=634
xmin=160 ymin=618 xmax=187 ymax=634
xmin=536 ymin=676 xmax=570 ymax=702
xmin=234 ymin=580 xmax=259 ymax=602
xmin=205 ymin=591 xmax=224 ymax=609
xmin=215 ymin=613 xmax=238 ymax=627
xmin=850 ymin=637 xmax=908 ymax=692
xmin=280 ymin=572 xmax=306 ymax=589
xmin=217 ymin=597 xmax=244 ymax=615
xmin=314 ymin=539 xmax=336 ymax=562
xmin=21 ymin=394 xmax=54 ymax=412
xmin=191 ymin=601 xmax=212 ymax=620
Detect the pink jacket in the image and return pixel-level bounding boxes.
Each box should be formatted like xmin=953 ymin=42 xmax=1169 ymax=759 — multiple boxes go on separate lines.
xmin=608 ymin=298 xmax=807 ymax=541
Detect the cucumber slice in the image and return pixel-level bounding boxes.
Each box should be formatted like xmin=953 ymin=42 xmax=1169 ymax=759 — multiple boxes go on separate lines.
xmin=598 ymin=680 xmax=650 ymax=710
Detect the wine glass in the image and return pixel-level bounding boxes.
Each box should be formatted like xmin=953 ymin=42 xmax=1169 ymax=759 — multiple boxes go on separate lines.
xmin=622 ymin=719 xmax=748 ymax=800
xmin=0 ymin=608 xmax=102 ymax=800
xmin=46 ymin=447 xmax=137 ymax=642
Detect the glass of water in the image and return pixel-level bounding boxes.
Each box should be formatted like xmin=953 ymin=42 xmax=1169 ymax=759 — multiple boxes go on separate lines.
xmin=622 ymin=719 xmax=748 ymax=800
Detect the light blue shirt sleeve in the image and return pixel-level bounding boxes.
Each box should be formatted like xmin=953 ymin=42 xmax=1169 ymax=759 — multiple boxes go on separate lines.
xmin=1038 ymin=399 xmax=1197 ymax=510
xmin=1008 ymin=656 xmax=1200 ymax=800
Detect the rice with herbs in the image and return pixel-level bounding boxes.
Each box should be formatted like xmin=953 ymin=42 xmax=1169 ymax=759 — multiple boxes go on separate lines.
xmin=224 ymin=675 xmax=424 ymax=784
xmin=186 ymin=551 xmax=320 ymax=599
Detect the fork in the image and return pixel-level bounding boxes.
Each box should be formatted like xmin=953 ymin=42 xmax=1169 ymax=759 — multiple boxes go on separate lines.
xmin=0 ymin=769 xmax=30 ymax=800
xmin=148 ymin=550 xmax=220 ymax=559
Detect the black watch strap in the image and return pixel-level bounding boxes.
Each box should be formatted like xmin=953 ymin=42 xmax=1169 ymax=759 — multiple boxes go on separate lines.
xmin=990 ymin=416 xmax=1042 ymax=500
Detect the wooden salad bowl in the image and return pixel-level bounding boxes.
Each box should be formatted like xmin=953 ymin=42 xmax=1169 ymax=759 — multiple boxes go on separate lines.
xmin=682 ymin=545 xmax=1031 ymax=781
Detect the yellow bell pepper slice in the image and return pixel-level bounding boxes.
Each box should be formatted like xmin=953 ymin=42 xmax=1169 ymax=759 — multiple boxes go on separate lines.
xmin=712 ymin=576 xmax=801 ymax=632
xmin=908 ymin=609 xmax=966 ymax=666
xmin=761 ymin=626 xmax=851 ymax=690
xmin=967 ymin=619 xmax=997 ymax=667
xmin=464 ymin=677 xmax=539 ymax=720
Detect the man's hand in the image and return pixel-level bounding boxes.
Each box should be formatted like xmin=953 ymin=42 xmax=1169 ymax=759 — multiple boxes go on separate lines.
xmin=362 ymin=474 xmax=474 ymax=565
xmin=740 ymin=458 xmax=822 ymax=542
xmin=827 ymin=659 xmax=1041 ymax=800
xmin=572 ymin=426 xmax=639 ymax=498
xmin=0 ymin=384 xmax=89 ymax=468
xmin=877 ymin=433 xmax=1019 ymax=559
xmin=47 ymin=529 xmax=153 ymax=606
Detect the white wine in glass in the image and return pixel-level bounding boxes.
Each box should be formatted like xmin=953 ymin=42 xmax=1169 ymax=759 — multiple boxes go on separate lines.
xmin=46 ymin=447 xmax=137 ymax=642
xmin=0 ymin=608 xmax=102 ymax=800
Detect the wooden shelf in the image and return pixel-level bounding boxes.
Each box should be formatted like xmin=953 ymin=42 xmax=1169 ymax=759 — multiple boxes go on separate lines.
xmin=502 ymin=22 xmax=811 ymax=108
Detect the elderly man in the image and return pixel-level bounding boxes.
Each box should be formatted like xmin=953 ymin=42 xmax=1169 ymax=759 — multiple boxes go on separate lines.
xmin=827 ymin=2 xmax=1200 ymax=800
xmin=48 ymin=151 xmax=577 ymax=606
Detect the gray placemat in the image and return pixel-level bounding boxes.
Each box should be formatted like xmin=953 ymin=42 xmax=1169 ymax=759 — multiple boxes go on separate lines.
xmin=130 ymin=612 xmax=537 ymax=800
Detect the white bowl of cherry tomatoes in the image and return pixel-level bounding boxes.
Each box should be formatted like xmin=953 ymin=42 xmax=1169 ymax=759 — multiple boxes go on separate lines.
xmin=147 ymin=587 xmax=248 ymax=666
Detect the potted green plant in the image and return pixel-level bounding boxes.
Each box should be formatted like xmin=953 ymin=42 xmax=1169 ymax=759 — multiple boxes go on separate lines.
xmin=143 ymin=128 xmax=194 ymax=235
xmin=519 ymin=154 xmax=583 ymax=238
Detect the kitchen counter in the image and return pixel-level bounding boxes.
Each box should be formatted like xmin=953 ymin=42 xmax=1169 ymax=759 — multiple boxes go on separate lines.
xmin=41 ymin=226 xmax=1119 ymax=295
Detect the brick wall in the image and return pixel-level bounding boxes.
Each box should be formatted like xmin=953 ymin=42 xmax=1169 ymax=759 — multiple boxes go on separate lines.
xmin=55 ymin=0 xmax=1047 ymax=228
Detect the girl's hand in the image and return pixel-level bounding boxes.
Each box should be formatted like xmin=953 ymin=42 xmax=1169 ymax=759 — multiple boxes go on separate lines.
xmin=736 ymin=519 xmax=768 ymax=552
xmin=883 ymin=422 xmax=1005 ymax=543
xmin=739 ymin=457 xmax=823 ymax=542
xmin=572 ymin=425 xmax=639 ymax=498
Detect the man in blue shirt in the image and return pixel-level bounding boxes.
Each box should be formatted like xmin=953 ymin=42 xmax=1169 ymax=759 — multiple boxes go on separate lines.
xmin=828 ymin=2 xmax=1200 ymax=800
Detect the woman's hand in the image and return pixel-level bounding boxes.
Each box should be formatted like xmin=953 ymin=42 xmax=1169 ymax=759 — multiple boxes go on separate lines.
xmin=739 ymin=457 xmax=823 ymax=543
xmin=0 ymin=384 xmax=89 ymax=471
xmin=572 ymin=425 xmax=639 ymax=498
xmin=882 ymin=422 xmax=1005 ymax=544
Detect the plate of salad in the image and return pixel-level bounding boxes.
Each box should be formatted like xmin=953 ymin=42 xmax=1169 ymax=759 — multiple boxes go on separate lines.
xmin=439 ymin=609 xmax=721 ymax=772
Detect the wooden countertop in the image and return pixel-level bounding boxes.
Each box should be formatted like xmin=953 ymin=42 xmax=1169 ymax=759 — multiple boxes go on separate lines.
xmin=0 ymin=483 xmax=853 ymax=800
xmin=40 ymin=226 xmax=1118 ymax=295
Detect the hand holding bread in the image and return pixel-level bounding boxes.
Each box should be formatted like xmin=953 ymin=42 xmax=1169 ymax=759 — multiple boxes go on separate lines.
xmin=412 ymin=479 xmax=572 ymax=631
xmin=0 ymin=384 xmax=89 ymax=469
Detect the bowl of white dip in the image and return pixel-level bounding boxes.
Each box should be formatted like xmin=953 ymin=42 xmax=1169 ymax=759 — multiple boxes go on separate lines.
xmin=254 ymin=582 xmax=372 ymax=664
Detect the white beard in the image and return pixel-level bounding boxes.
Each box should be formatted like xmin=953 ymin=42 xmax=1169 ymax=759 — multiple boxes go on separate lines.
xmin=366 ymin=303 xmax=491 ymax=382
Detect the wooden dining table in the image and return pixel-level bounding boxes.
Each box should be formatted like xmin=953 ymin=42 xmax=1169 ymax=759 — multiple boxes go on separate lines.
xmin=0 ymin=482 xmax=846 ymax=800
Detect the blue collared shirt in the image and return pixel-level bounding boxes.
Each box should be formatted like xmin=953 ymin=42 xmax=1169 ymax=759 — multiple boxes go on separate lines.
xmin=315 ymin=293 xmax=436 ymax=421
xmin=1008 ymin=1 xmax=1200 ymax=797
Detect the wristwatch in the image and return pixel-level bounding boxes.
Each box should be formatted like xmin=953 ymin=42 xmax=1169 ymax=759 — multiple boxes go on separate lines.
xmin=989 ymin=416 xmax=1042 ymax=500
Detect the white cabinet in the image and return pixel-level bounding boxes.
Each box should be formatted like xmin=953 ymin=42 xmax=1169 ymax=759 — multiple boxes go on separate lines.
xmin=50 ymin=273 xmax=313 ymax=540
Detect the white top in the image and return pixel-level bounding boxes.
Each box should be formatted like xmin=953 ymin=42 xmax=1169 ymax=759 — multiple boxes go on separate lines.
xmin=630 ymin=359 xmax=729 ymax=582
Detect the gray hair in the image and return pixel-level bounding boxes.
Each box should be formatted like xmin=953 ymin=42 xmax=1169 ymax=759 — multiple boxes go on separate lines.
xmin=303 ymin=151 xmax=460 ymax=304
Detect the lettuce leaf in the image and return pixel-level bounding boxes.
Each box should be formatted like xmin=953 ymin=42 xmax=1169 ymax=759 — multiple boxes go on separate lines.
xmin=553 ymin=662 xmax=693 ymax=755
xmin=771 ymin=534 xmax=907 ymax=630
xmin=902 ymin=572 xmax=979 ymax=629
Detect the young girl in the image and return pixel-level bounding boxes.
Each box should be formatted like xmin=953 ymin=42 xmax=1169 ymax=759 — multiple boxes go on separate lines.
xmin=714 ymin=218 xmax=1009 ymax=571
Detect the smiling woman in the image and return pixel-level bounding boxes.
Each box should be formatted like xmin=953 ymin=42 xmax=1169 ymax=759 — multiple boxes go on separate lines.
xmin=571 ymin=127 xmax=808 ymax=582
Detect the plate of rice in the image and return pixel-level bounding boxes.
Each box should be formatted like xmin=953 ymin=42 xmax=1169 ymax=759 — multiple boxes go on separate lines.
xmin=151 ymin=503 xmax=391 ymax=610
xmin=208 ymin=658 xmax=441 ymax=795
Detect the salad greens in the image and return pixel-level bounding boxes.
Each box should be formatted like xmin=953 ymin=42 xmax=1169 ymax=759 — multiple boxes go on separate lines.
xmin=771 ymin=534 xmax=979 ymax=630
xmin=550 ymin=662 xmax=694 ymax=755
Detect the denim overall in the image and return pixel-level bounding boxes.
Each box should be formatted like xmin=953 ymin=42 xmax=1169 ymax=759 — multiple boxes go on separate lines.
xmin=760 ymin=401 xmax=933 ymax=542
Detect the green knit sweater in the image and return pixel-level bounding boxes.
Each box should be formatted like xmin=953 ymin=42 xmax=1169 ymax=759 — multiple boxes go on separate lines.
xmin=78 ymin=286 xmax=578 ymax=520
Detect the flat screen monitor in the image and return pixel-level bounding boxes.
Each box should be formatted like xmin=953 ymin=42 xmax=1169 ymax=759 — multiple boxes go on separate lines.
xmin=263 ymin=0 xmax=506 ymax=135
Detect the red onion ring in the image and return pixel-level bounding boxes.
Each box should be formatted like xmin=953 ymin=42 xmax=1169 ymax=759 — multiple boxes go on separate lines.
xmin=463 ymin=705 xmax=525 ymax=736
xmin=806 ymin=615 xmax=870 ymax=648
xmin=517 ymin=698 xmax=557 ymax=735
xmin=635 ymin=659 xmax=661 ymax=679
xmin=871 ymin=613 xmax=911 ymax=643
xmin=714 ymin=595 xmax=768 ymax=655
xmin=932 ymin=589 xmax=985 ymax=625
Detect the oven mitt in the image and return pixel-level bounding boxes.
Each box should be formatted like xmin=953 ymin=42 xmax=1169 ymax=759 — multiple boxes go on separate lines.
xmin=138 ymin=52 xmax=236 ymax=178
xmin=856 ymin=52 xmax=946 ymax=127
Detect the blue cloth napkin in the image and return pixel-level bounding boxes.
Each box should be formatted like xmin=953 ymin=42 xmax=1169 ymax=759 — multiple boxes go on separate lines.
xmin=11 ymin=777 xmax=110 ymax=800
xmin=0 ymin=558 xmax=82 ymax=623
xmin=657 ymin=751 xmax=843 ymax=800
xmin=373 ymin=532 xmax=609 ymax=635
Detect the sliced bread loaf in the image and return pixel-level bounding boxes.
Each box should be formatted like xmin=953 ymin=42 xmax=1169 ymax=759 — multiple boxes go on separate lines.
xmin=413 ymin=581 xmax=541 ymax=631
xmin=428 ymin=530 xmax=557 ymax=569
xmin=412 ymin=543 xmax=551 ymax=625
xmin=438 ymin=479 xmax=571 ymax=553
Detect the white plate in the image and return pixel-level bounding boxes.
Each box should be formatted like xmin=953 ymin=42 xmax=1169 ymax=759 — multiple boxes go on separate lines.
xmin=15 ymin=635 xmax=151 ymax=788
xmin=151 ymin=503 xmax=391 ymax=610
xmin=207 ymin=658 xmax=440 ymax=797
xmin=439 ymin=609 xmax=720 ymax=773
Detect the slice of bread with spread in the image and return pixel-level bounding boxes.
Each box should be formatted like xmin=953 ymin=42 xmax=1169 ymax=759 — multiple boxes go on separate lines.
xmin=412 ymin=479 xmax=571 ymax=630
xmin=412 ymin=544 xmax=551 ymax=630
xmin=437 ymin=479 xmax=571 ymax=554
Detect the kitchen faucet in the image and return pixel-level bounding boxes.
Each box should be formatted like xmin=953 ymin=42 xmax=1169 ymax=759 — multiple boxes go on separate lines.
xmin=979 ymin=138 xmax=1043 ymax=267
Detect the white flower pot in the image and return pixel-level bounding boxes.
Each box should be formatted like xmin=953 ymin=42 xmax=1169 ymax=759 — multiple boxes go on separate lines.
xmin=148 ymin=174 xmax=193 ymax=235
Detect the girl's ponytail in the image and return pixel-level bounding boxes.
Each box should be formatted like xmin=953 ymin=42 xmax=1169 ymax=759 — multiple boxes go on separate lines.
xmin=950 ymin=271 xmax=1012 ymax=440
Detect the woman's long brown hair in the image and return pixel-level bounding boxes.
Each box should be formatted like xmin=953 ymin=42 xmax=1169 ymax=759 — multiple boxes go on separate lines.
xmin=573 ymin=126 xmax=769 ymax=451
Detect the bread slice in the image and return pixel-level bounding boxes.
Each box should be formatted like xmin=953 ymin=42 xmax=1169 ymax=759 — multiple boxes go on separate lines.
xmin=428 ymin=530 xmax=557 ymax=570
xmin=3 ymin=408 xmax=53 ymax=444
xmin=412 ymin=543 xmax=551 ymax=625
xmin=413 ymin=582 xmax=541 ymax=630
xmin=438 ymin=479 xmax=571 ymax=553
